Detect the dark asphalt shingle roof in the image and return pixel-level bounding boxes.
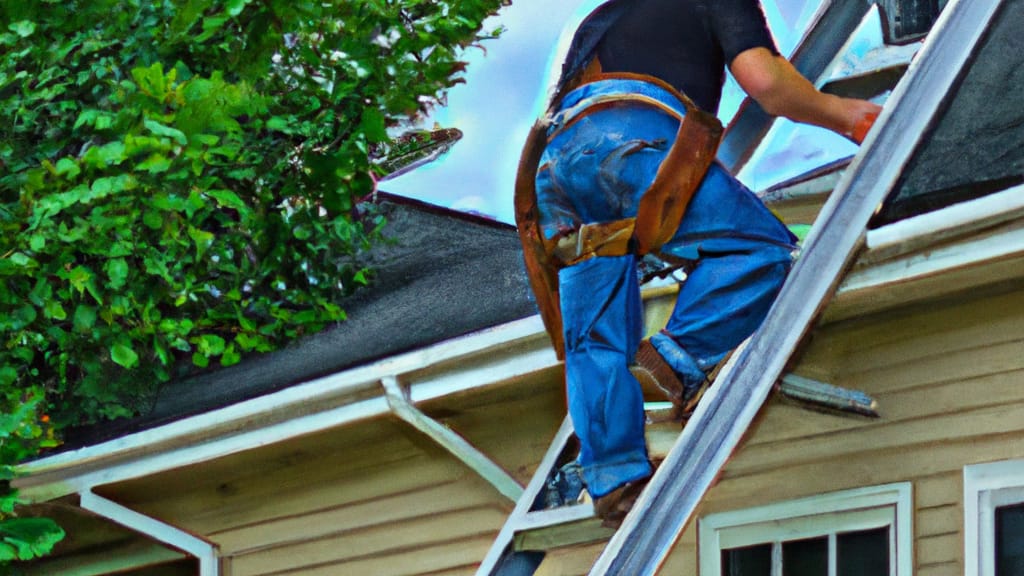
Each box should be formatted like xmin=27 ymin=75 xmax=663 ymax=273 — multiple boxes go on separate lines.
xmin=876 ymin=0 xmax=1024 ymax=224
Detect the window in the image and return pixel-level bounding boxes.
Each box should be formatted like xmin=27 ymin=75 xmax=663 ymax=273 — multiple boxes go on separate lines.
xmin=699 ymin=483 xmax=913 ymax=576
xmin=965 ymin=459 xmax=1024 ymax=576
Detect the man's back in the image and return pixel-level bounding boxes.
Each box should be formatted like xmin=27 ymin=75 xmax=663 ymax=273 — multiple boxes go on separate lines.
xmin=596 ymin=0 xmax=778 ymax=113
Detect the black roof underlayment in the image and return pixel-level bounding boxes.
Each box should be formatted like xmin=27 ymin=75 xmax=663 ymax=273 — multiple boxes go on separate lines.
xmin=875 ymin=0 xmax=1024 ymax=225
xmin=67 ymin=193 xmax=537 ymax=447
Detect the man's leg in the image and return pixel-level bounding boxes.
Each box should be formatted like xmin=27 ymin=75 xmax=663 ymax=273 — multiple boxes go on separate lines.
xmin=559 ymin=254 xmax=652 ymax=498
xmin=652 ymin=164 xmax=796 ymax=393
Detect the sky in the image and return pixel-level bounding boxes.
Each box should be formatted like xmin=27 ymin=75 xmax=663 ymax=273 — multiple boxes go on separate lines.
xmin=379 ymin=0 xmax=865 ymax=223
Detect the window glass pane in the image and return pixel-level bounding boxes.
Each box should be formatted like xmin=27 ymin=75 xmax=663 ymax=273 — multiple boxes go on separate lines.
xmin=723 ymin=543 xmax=773 ymax=576
xmin=782 ymin=536 xmax=828 ymax=576
xmin=837 ymin=526 xmax=890 ymax=576
xmin=997 ymin=502 xmax=1024 ymax=576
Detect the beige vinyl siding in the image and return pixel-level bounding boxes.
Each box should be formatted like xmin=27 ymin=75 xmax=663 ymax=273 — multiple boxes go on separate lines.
xmin=93 ymin=368 xmax=566 ymax=576
xmin=661 ymin=286 xmax=1024 ymax=574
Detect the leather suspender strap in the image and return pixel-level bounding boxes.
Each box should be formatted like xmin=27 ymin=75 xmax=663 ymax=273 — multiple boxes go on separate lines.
xmin=634 ymin=102 xmax=721 ymax=255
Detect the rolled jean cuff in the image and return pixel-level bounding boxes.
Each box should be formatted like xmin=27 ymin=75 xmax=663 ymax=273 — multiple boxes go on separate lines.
xmin=582 ymin=455 xmax=653 ymax=499
xmin=650 ymin=332 xmax=709 ymax=392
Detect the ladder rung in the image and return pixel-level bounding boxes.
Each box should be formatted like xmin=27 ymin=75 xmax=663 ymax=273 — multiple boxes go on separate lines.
xmin=513 ymin=504 xmax=612 ymax=551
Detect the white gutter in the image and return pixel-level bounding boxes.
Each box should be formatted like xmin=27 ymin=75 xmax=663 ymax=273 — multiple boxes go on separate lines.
xmin=15 ymin=315 xmax=557 ymax=502
xmin=863 ymin=182 xmax=1024 ymax=263
xmin=80 ymin=490 xmax=218 ymax=576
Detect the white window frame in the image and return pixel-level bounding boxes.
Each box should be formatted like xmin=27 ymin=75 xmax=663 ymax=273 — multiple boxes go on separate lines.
xmin=964 ymin=458 xmax=1024 ymax=576
xmin=699 ymin=483 xmax=913 ymax=576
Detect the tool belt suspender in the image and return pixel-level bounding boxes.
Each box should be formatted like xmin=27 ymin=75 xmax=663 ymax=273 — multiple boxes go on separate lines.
xmin=514 ymin=61 xmax=723 ymax=358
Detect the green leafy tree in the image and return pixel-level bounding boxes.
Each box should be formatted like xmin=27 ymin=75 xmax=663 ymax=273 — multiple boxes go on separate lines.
xmin=0 ymin=392 xmax=63 ymax=562
xmin=1 ymin=0 xmax=504 ymax=565
xmin=0 ymin=0 xmax=505 ymax=428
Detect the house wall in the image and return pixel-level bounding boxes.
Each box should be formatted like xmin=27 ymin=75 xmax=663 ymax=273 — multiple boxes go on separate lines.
xmin=655 ymin=285 xmax=1024 ymax=575
xmin=92 ymin=366 xmax=567 ymax=576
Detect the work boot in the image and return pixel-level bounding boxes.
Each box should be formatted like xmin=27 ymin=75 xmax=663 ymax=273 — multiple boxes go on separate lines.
xmin=592 ymin=459 xmax=661 ymax=529
xmin=593 ymin=478 xmax=649 ymax=529
xmin=631 ymin=340 xmax=705 ymax=421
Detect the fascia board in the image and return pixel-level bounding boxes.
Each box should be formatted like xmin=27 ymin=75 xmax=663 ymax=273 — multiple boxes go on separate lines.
xmin=15 ymin=315 xmax=556 ymax=503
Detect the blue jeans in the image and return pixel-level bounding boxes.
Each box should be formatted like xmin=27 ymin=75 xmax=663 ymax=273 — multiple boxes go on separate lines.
xmin=536 ymin=79 xmax=795 ymax=498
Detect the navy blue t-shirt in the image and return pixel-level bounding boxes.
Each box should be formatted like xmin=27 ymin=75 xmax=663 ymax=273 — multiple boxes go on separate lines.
xmin=595 ymin=0 xmax=779 ymax=113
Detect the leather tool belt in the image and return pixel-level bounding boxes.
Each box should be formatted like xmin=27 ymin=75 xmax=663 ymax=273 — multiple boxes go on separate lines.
xmin=515 ymin=63 xmax=723 ymax=359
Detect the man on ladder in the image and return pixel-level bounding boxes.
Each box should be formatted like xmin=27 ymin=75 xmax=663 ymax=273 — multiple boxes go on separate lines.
xmin=515 ymin=0 xmax=881 ymax=528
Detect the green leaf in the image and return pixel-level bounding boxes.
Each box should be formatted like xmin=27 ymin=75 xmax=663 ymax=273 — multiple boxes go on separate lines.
xmin=265 ymin=116 xmax=292 ymax=133
xmin=220 ymin=344 xmax=241 ymax=366
xmin=0 ymin=367 xmax=17 ymax=387
xmin=137 ymin=154 xmax=173 ymax=174
xmin=187 ymin=226 xmax=215 ymax=259
xmin=359 ymin=108 xmax=388 ymax=143
xmin=144 ymin=119 xmax=188 ymax=146
xmin=54 ymin=158 xmax=81 ymax=180
xmin=110 ymin=343 xmax=139 ymax=369
xmin=195 ymin=334 xmax=226 ymax=356
xmin=205 ymin=189 xmax=250 ymax=215
xmin=65 ymin=266 xmax=93 ymax=295
xmin=105 ymin=258 xmax=129 ymax=289
xmin=226 ymin=0 xmax=251 ymax=17
xmin=73 ymin=305 xmax=97 ymax=333
xmin=43 ymin=301 xmax=67 ymax=321
xmin=9 ymin=21 xmax=36 ymax=38
xmin=0 ymin=518 xmax=65 ymax=561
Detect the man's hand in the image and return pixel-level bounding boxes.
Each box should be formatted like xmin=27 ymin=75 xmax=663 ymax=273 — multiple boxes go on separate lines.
xmin=730 ymin=47 xmax=882 ymax=144
xmin=847 ymin=103 xmax=881 ymax=144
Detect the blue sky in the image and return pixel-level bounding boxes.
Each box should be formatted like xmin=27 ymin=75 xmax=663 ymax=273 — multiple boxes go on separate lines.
xmin=380 ymin=0 xmax=851 ymax=223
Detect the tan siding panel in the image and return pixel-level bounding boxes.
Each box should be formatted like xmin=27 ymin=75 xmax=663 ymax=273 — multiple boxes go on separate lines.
xmin=703 ymin=431 xmax=1024 ymax=518
xmin=916 ymin=472 xmax=962 ymax=509
xmin=534 ymin=543 xmax=605 ymax=576
xmin=918 ymin=532 xmax=959 ymax=567
xmin=659 ymin=540 xmax=698 ymax=576
xmin=213 ymin=476 xmax=503 ymax=555
xmin=188 ymin=451 xmax=471 ymax=535
xmin=230 ymin=506 xmax=504 ymax=576
xmin=917 ymin=562 xmax=961 ymax=576
xmin=749 ymin=368 xmax=1024 ymax=446
xmin=918 ymin=505 xmax=959 ymax=538
xmin=820 ymin=288 xmax=1024 ymax=362
xmin=259 ymin=535 xmax=495 ymax=576
xmin=728 ymin=400 xmax=1024 ymax=477
xmin=842 ymin=340 xmax=1024 ymax=395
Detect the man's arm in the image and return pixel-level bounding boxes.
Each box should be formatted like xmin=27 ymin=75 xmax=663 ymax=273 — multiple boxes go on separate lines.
xmin=730 ymin=47 xmax=882 ymax=143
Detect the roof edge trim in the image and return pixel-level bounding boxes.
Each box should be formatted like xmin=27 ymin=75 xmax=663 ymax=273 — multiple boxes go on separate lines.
xmin=15 ymin=315 xmax=554 ymax=502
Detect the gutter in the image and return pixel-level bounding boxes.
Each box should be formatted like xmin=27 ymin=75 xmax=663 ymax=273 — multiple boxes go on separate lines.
xmin=15 ymin=315 xmax=557 ymax=503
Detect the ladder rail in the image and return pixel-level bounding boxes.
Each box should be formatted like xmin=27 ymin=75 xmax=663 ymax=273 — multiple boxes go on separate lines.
xmin=588 ymin=0 xmax=1002 ymax=571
